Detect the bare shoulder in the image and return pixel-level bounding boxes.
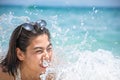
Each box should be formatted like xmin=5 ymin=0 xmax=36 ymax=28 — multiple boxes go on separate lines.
xmin=0 ymin=66 xmax=14 ymax=80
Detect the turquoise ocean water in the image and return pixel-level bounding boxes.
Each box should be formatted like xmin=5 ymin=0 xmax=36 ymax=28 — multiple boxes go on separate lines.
xmin=0 ymin=5 xmax=120 ymax=80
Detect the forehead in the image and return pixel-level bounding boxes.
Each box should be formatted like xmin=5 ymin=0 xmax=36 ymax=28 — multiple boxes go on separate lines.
xmin=28 ymin=34 xmax=50 ymax=48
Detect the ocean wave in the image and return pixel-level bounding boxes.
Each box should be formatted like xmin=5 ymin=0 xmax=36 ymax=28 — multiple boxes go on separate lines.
xmin=0 ymin=11 xmax=120 ymax=80
xmin=47 ymin=49 xmax=120 ymax=80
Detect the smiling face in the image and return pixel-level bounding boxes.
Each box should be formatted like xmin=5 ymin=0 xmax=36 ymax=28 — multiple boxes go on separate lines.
xmin=18 ymin=34 xmax=52 ymax=76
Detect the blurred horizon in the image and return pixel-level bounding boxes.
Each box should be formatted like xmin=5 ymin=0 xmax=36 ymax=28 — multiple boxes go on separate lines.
xmin=0 ymin=0 xmax=120 ymax=8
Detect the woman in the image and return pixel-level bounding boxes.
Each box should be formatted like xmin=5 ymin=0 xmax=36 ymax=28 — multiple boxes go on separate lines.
xmin=0 ymin=19 xmax=54 ymax=80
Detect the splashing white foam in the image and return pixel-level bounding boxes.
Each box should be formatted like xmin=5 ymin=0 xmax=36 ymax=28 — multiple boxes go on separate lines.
xmin=42 ymin=60 xmax=50 ymax=67
xmin=47 ymin=49 xmax=120 ymax=80
xmin=0 ymin=14 xmax=120 ymax=80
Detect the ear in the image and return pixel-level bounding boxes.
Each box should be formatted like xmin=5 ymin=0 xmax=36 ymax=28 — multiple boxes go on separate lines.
xmin=16 ymin=48 xmax=25 ymax=61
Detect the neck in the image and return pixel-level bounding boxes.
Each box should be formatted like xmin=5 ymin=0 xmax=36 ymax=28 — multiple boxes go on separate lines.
xmin=20 ymin=66 xmax=41 ymax=80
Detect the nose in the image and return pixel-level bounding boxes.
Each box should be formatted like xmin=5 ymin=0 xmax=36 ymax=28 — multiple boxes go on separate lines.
xmin=43 ymin=50 xmax=49 ymax=61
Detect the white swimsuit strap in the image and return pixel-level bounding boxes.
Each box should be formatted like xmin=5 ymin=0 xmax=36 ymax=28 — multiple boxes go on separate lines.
xmin=15 ymin=68 xmax=21 ymax=80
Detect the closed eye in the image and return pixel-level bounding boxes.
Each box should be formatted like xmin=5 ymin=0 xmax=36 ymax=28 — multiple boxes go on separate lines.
xmin=47 ymin=47 xmax=52 ymax=52
xmin=35 ymin=50 xmax=43 ymax=54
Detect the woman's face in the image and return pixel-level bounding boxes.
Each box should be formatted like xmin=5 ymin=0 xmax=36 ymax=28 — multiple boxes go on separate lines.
xmin=21 ymin=34 xmax=52 ymax=75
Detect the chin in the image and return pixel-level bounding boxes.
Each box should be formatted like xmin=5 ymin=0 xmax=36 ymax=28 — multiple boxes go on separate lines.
xmin=39 ymin=66 xmax=47 ymax=73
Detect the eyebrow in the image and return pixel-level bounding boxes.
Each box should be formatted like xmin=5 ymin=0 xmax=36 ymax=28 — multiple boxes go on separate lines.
xmin=33 ymin=43 xmax=52 ymax=50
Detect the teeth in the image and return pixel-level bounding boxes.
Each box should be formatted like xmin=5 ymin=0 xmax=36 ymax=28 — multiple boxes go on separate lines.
xmin=42 ymin=60 xmax=49 ymax=67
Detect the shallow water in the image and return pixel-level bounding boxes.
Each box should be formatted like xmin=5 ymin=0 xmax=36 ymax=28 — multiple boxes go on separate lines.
xmin=0 ymin=5 xmax=120 ymax=80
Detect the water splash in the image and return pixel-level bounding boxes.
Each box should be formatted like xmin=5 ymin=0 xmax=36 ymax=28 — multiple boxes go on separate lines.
xmin=51 ymin=49 xmax=120 ymax=80
xmin=42 ymin=60 xmax=50 ymax=67
xmin=0 ymin=14 xmax=30 ymax=54
xmin=0 ymin=8 xmax=120 ymax=80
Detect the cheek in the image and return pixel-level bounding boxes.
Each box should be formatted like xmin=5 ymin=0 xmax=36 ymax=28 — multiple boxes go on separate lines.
xmin=49 ymin=52 xmax=53 ymax=61
xmin=35 ymin=54 xmax=43 ymax=63
xmin=26 ymin=54 xmax=43 ymax=64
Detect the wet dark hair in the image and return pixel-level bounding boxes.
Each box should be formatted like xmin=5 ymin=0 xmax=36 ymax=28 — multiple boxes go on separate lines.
xmin=0 ymin=21 xmax=51 ymax=77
